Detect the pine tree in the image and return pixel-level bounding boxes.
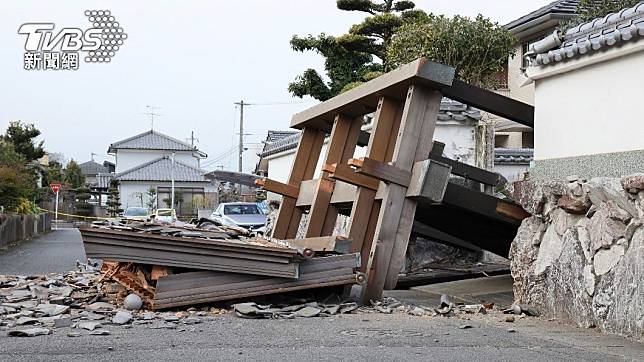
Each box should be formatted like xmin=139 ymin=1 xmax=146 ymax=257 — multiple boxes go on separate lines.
xmin=106 ymin=187 xmax=123 ymax=217
xmin=75 ymin=187 xmax=93 ymax=217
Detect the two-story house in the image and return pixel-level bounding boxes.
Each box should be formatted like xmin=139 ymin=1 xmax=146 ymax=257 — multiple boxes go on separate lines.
xmin=108 ymin=130 xmax=214 ymax=217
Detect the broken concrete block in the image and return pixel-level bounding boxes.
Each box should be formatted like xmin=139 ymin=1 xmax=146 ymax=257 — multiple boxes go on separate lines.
xmin=111 ymin=311 xmax=132 ymax=325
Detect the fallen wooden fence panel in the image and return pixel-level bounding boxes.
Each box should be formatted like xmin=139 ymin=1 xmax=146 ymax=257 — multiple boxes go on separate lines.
xmin=153 ymin=253 xmax=363 ymax=309
xmin=80 ymin=228 xmax=301 ymax=278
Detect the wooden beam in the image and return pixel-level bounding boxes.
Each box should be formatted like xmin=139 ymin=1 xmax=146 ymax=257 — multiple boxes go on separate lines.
xmin=290 ymin=58 xmax=455 ymax=132
xmin=362 ymin=85 xmax=443 ymax=301
xmin=347 ymin=97 xmax=403 ymax=259
xmin=272 ymin=127 xmax=325 ymax=239
xmin=324 ymin=163 xmax=381 ymax=191
xmin=496 ymin=200 xmax=531 ymax=221
xmin=428 ymin=146 xmax=505 ymax=187
xmin=255 ymin=178 xmax=299 ymax=199
xmin=285 ymin=236 xmax=352 ymax=254
xmin=440 ymin=79 xmax=534 ymax=127
xmin=305 ymin=114 xmax=362 ymax=237
xmin=349 ymin=157 xmax=412 ymax=187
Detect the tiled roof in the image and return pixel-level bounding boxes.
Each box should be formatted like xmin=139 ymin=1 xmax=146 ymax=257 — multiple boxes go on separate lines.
xmin=529 ymin=2 xmax=644 ymax=66
xmin=494 ymin=148 xmax=534 ymax=165
xmin=113 ymin=156 xmax=208 ymax=182
xmin=95 ymin=173 xmax=114 ymax=189
xmin=265 ymin=130 xmax=299 ymax=143
xmin=506 ymin=0 xmax=580 ymax=30
xmin=79 ymin=160 xmax=110 ymax=176
xmin=108 ymin=130 xmax=207 ymax=157
xmin=258 ymin=99 xmax=482 ymax=158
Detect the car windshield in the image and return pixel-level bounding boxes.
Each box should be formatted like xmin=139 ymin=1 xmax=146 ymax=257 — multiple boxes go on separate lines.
xmin=124 ymin=208 xmax=148 ymax=216
xmin=224 ymin=205 xmax=261 ymax=215
xmin=157 ymin=209 xmax=173 ymax=216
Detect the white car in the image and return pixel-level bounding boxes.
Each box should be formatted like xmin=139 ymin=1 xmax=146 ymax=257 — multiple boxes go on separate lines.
xmin=152 ymin=208 xmax=176 ymax=223
xmin=210 ymin=202 xmax=267 ymax=233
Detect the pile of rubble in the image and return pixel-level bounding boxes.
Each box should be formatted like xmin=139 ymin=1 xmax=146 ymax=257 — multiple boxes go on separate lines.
xmin=78 ymin=217 xmax=364 ymax=310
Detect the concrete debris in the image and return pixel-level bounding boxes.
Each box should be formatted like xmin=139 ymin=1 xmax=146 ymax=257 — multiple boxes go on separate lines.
xmin=7 ymin=327 xmax=51 ymax=337
xmin=232 ymin=301 xmax=359 ymax=319
xmin=54 ymin=318 xmax=72 ymax=328
xmin=90 ymin=329 xmax=111 ymax=336
xmin=66 ymin=332 xmax=81 ymax=337
xmin=111 ymin=311 xmax=133 ymax=325
xmin=77 ymin=321 xmax=102 ymax=331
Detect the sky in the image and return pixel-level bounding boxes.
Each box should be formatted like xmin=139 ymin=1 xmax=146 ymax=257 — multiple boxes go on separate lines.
xmin=0 ymin=0 xmax=551 ymax=173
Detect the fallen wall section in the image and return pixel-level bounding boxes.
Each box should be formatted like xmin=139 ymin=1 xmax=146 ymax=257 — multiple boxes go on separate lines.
xmin=510 ymin=174 xmax=644 ymax=341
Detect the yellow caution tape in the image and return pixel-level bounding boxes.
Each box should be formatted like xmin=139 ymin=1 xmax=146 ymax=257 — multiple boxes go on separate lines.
xmin=38 ymin=208 xmax=113 ymax=221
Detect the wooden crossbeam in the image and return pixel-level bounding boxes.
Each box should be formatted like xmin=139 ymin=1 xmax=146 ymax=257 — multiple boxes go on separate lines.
xmin=323 ymin=163 xmax=380 ymax=191
xmin=255 ymin=178 xmax=300 ymax=199
xmin=285 ymin=236 xmax=352 ymax=254
xmin=349 ymin=157 xmax=412 ymax=187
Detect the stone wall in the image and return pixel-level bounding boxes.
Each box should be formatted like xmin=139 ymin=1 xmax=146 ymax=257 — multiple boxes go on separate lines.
xmin=0 ymin=213 xmax=52 ymax=249
xmin=510 ymin=174 xmax=644 ymax=341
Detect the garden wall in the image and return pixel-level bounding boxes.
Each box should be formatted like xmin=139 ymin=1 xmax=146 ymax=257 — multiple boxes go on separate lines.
xmin=0 ymin=213 xmax=52 ymax=249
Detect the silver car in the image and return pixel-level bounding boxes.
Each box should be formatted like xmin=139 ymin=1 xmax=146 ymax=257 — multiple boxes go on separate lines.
xmin=210 ymin=202 xmax=267 ymax=232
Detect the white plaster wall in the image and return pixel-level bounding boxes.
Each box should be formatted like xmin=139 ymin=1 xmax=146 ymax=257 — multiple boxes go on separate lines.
xmin=493 ymin=164 xmax=529 ymax=184
xmin=432 ymin=122 xmax=477 ymax=165
xmin=532 ymin=50 xmax=644 ymax=160
xmin=115 ymin=150 xmax=200 ymax=173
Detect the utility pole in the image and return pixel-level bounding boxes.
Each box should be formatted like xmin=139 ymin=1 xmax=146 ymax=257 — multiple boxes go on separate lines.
xmin=171 ymin=152 xmax=175 ymax=212
xmin=234 ymin=100 xmax=246 ymax=199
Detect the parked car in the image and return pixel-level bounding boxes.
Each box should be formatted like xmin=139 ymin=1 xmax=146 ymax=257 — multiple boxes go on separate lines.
xmin=151 ymin=208 xmax=176 ymax=223
xmin=210 ymin=202 xmax=267 ymax=233
xmin=121 ymin=207 xmax=150 ymax=221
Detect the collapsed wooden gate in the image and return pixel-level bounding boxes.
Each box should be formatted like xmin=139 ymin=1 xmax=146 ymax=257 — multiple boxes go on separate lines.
xmin=258 ymin=58 xmax=533 ymax=302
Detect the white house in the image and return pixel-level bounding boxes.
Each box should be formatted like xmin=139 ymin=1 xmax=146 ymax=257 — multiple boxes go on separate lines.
xmin=108 ymin=130 xmax=215 ymax=216
xmin=524 ymin=2 xmax=644 ymax=179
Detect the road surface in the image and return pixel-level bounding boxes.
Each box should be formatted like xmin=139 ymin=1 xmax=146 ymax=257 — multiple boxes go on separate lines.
xmin=0 ymin=229 xmax=642 ymax=361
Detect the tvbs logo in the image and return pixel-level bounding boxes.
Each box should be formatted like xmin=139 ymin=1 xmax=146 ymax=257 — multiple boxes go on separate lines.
xmin=18 ymin=10 xmax=127 ymax=71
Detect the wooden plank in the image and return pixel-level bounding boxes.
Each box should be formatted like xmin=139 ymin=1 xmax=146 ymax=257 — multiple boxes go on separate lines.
xmin=496 ymin=200 xmax=531 ymax=221
xmin=285 ymin=236 xmax=352 ymax=254
xmin=441 ymin=79 xmax=534 ymax=128
xmin=349 ymin=157 xmax=412 ymax=187
xmin=324 ymin=163 xmax=380 ymax=190
xmin=429 ymin=145 xmax=504 ymax=187
xmin=347 ymin=97 xmax=403 ymax=255
xmin=290 ymin=59 xmax=455 ymax=131
xmin=255 ymin=178 xmax=299 ymax=199
xmin=362 ymin=85 xmax=443 ymax=301
xmin=305 ymin=114 xmax=362 ymax=237
xmin=272 ymin=127 xmax=325 ymax=239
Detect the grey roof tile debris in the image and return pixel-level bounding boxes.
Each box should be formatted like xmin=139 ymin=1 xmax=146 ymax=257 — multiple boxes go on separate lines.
xmin=113 ymin=156 xmax=208 ymax=182
xmin=494 ymin=148 xmax=534 ymax=165
xmin=258 ymin=99 xmax=482 ymax=158
xmin=108 ymin=130 xmax=207 ymax=157
xmin=529 ymin=2 xmax=644 ymax=66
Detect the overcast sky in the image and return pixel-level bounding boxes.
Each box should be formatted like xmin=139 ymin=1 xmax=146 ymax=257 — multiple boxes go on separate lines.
xmin=0 ymin=0 xmax=550 ymax=172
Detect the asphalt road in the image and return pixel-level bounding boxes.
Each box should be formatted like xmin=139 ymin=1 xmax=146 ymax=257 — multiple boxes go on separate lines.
xmin=1 ymin=230 xmax=642 ymax=361
xmin=0 ymin=228 xmax=85 ymax=275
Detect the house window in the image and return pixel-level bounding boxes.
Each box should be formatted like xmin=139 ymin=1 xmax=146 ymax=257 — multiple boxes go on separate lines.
xmin=157 ymin=187 xmax=205 ymax=218
xmin=521 ymin=43 xmax=530 ymax=69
